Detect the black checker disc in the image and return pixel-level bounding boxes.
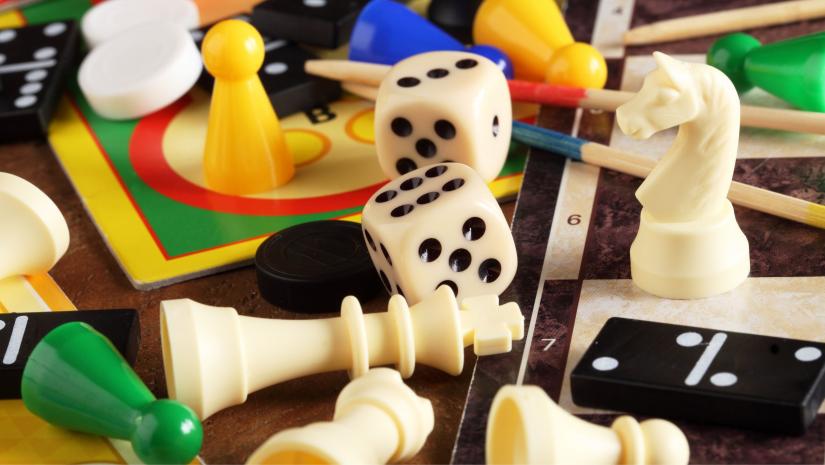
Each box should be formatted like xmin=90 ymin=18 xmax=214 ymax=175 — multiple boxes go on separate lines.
xmin=255 ymin=220 xmax=382 ymax=312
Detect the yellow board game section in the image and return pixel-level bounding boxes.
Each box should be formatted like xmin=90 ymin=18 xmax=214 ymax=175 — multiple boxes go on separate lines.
xmin=0 ymin=400 xmax=123 ymax=465
xmin=164 ymin=90 xmax=385 ymax=200
xmin=0 ymin=10 xmax=23 ymax=28
xmin=49 ymin=96 xmax=266 ymax=286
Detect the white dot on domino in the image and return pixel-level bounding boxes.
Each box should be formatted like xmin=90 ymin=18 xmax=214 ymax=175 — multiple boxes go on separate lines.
xmin=20 ymin=83 xmax=42 ymax=95
xmin=0 ymin=53 xmax=5 ymax=66
xmin=265 ymin=62 xmax=288 ymax=75
xmin=26 ymin=69 xmax=48 ymax=82
xmin=676 ymin=331 xmax=703 ymax=347
xmin=682 ymin=332 xmax=730 ymax=386
xmin=796 ymin=346 xmax=822 ymax=362
xmin=592 ymin=356 xmax=619 ymax=371
xmin=0 ymin=29 xmax=15 ymax=43
xmin=43 ymin=22 xmax=67 ymax=37
xmin=15 ymin=95 xmax=37 ymax=108
xmin=710 ymin=372 xmax=737 ymax=387
xmin=264 ymin=39 xmax=287 ymax=52
xmin=304 ymin=0 xmax=326 ymax=7
xmin=34 ymin=47 xmax=57 ymax=60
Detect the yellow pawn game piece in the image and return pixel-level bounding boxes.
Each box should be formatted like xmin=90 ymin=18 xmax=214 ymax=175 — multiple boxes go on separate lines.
xmin=473 ymin=0 xmax=607 ymax=88
xmin=202 ymin=20 xmax=294 ymax=195
xmin=546 ymin=42 xmax=608 ymax=89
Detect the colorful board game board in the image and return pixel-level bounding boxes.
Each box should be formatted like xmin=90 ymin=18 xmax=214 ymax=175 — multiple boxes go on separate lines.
xmin=2 ymin=0 xmax=527 ymax=290
xmin=453 ymin=0 xmax=825 ymax=463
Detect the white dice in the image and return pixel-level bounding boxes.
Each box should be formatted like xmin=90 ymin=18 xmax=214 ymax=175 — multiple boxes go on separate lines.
xmin=374 ymin=51 xmax=512 ymax=182
xmin=362 ymin=162 xmax=517 ymax=304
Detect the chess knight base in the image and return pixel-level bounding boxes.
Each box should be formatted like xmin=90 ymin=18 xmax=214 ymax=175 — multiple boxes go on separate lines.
xmin=631 ymin=200 xmax=750 ymax=299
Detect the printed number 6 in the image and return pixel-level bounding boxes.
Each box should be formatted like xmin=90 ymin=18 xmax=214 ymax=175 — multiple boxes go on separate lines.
xmin=567 ymin=214 xmax=581 ymax=225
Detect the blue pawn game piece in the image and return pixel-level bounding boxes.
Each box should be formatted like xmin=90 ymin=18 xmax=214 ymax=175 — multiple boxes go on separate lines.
xmin=349 ymin=0 xmax=513 ymax=79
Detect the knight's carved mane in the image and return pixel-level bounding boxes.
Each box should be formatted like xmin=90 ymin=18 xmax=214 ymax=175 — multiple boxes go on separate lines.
xmin=681 ymin=61 xmax=739 ymax=155
xmin=637 ymin=58 xmax=741 ymax=221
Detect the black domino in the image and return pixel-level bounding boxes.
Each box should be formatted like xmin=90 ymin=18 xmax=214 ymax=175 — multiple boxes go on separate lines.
xmin=0 ymin=309 xmax=139 ymax=398
xmin=251 ymin=0 xmax=366 ymax=49
xmin=0 ymin=21 xmax=79 ymax=143
xmin=571 ymin=317 xmax=825 ymax=434
xmin=191 ymin=18 xmax=341 ymax=118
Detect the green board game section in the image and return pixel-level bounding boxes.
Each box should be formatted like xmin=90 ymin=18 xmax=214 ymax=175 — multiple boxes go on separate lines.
xmin=20 ymin=0 xmax=91 ymax=24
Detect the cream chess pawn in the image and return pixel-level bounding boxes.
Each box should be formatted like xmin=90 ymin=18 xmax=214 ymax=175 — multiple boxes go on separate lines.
xmin=0 ymin=172 xmax=69 ymax=283
xmin=615 ymin=52 xmax=750 ymax=299
xmin=247 ymin=368 xmax=433 ymax=465
xmin=486 ymin=385 xmax=689 ymax=465
xmin=160 ymin=285 xmax=523 ymax=419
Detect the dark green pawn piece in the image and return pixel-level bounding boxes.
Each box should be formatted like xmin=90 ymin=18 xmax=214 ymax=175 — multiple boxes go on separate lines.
xmin=21 ymin=322 xmax=202 ymax=465
xmin=708 ymin=31 xmax=825 ymax=112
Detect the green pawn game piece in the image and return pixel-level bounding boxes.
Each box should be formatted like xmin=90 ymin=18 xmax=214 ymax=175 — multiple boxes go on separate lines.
xmin=708 ymin=31 xmax=825 ymax=112
xmin=21 ymin=322 xmax=202 ymax=465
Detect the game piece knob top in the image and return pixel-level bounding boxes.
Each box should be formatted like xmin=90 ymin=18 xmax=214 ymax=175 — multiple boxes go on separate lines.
xmin=202 ymin=19 xmax=264 ymax=80
xmin=546 ymin=42 xmax=608 ymax=89
xmin=133 ymin=399 xmax=203 ymax=465
xmin=707 ymin=33 xmax=761 ymax=93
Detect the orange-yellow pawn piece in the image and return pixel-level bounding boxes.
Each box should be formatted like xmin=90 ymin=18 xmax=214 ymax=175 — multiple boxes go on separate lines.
xmin=474 ymin=0 xmax=607 ymax=89
xmin=202 ymin=20 xmax=294 ymax=195
xmin=546 ymin=42 xmax=608 ymax=89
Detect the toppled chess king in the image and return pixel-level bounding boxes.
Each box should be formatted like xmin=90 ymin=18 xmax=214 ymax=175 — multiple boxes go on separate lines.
xmin=160 ymin=285 xmax=524 ymax=419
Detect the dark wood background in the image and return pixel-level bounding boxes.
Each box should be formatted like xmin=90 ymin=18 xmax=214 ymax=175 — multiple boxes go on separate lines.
xmin=0 ymin=139 xmax=516 ymax=464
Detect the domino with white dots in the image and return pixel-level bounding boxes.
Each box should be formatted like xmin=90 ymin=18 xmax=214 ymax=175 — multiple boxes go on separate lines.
xmin=251 ymin=0 xmax=366 ymax=49
xmin=571 ymin=317 xmax=825 ymax=434
xmin=0 ymin=21 xmax=78 ymax=142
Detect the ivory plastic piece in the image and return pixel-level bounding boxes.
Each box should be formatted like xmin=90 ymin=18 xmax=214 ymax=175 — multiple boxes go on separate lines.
xmin=0 ymin=173 xmax=69 ymax=281
xmin=486 ymin=385 xmax=689 ymax=465
xmin=615 ymin=53 xmax=750 ymax=299
xmin=81 ymin=0 xmax=199 ymax=48
xmin=374 ymin=51 xmax=512 ymax=182
xmin=160 ymin=285 xmax=523 ymax=419
xmin=78 ymin=22 xmax=203 ymax=120
xmin=246 ymin=368 xmax=433 ymax=465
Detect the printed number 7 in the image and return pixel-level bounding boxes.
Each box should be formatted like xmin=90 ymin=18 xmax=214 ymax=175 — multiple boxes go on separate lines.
xmin=541 ymin=338 xmax=556 ymax=351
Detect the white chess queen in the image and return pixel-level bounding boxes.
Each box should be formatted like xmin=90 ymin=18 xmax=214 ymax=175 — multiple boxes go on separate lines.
xmin=616 ymin=52 xmax=750 ymax=299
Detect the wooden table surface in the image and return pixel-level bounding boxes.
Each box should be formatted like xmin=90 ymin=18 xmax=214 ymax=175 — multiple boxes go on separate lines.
xmin=0 ymin=138 xmax=517 ymax=464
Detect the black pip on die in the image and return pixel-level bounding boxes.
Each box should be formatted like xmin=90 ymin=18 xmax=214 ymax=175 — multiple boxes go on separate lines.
xmin=361 ymin=162 xmax=517 ymax=305
xmin=374 ymin=51 xmax=511 ymax=182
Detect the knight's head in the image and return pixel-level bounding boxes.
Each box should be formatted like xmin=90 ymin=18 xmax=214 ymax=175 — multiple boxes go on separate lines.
xmin=616 ymin=52 xmax=700 ymax=140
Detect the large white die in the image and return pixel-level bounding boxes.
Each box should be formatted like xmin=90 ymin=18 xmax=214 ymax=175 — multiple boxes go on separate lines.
xmin=362 ymin=162 xmax=517 ymax=304
xmin=374 ymin=51 xmax=512 ymax=182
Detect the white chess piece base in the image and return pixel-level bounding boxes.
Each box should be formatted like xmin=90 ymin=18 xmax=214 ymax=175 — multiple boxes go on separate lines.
xmin=486 ymin=385 xmax=689 ymax=465
xmin=0 ymin=173 xmax=69 ymax=281
xmin=631 ymin=200 xmax=750 ymax=299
